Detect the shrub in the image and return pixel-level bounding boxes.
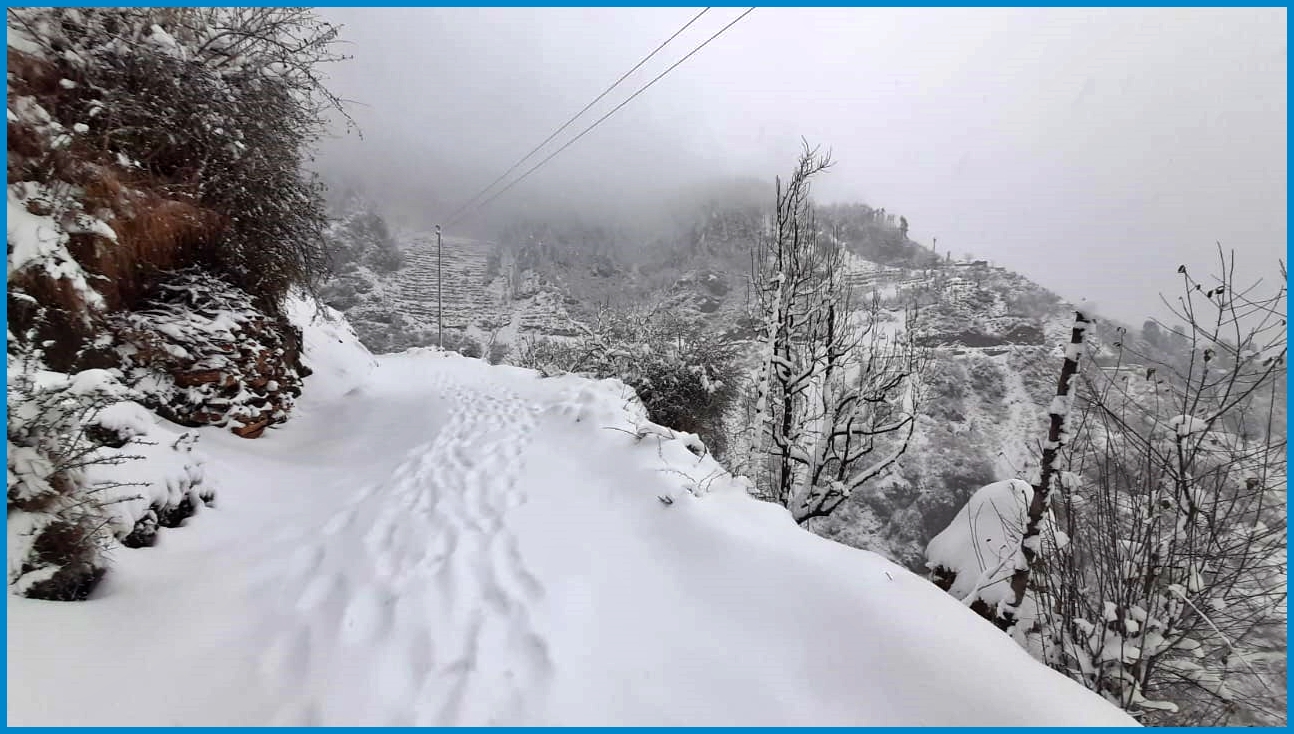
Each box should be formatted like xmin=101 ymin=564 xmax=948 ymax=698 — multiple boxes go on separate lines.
xmin=487 ymin=340 xmax=510 ymax=365
xmin=320 ymin=280 xmax=360 ymax=312
xmin=964 ymin=353 xmax=1008 ymax=412
xmin=446 ymin=332 xmax=483 ymax=359
xmin=7 ymin=337 xmax=126 ymax=600
xmin=921 ymin=360 xmax=968 ymax=422
xmin=8 ymin=7 xmax=351 ymax=313
xmin=511 ymin=307 xmax=741 ymax=458
xmin=8 ymin=327 xmax=217 ymax=599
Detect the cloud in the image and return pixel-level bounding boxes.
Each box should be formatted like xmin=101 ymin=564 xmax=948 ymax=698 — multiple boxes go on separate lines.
xmin=314 ymin=7 xmax=1286 ymax=323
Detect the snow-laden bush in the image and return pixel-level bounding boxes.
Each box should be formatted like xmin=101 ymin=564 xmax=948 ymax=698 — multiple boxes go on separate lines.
xmin=512 ymin=306 xmax=740 ymax=459
xmin=8 ymin=352 xmax=121 ymax=600
xmin=7 ymin=332 xmax=215 ymax=600
xmin=964 ymin=353 xmax=1007 ymax=407
xmin=82 ymin=402 xmax=214 ymax=549
xmin=925 ymin=479 xmax=1069 ymax=621
xmin=8 ymin=7 xmax=349 ymax=312
xmin=1019 ymin=258 xmax=1289 ymax=725
xmin=928 ymin=256 xmax=1287 ymax=725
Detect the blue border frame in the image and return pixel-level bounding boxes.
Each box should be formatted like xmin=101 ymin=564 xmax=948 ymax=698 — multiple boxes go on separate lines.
xmin=2 ymin=3 xmax=1288 ymax=730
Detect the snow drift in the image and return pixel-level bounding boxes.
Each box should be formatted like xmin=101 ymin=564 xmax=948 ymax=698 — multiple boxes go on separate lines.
xmin=7 ymin=301 xmax=1137 ymax=726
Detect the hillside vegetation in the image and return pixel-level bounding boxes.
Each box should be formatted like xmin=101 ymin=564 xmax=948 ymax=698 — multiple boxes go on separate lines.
xmin=7 ymin=7 xmax=345 ymax=599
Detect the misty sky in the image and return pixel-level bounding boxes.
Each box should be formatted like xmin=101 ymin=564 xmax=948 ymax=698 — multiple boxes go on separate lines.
xmin=315 ymin=7 xmax=1286 ymax=324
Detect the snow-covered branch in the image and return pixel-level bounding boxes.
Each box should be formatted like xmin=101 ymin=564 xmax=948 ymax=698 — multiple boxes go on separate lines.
xmin=749 ymin=143 xmax=925 ymax=524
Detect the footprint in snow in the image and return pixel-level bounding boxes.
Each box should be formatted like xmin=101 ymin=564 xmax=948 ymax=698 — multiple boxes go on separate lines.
xmin=338 ymin=586 xmax=395 ymax=646
xmin=295 ymin=572 xmax=343 ymax=614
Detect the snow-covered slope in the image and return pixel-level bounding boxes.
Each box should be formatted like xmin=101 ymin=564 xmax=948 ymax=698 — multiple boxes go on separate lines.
xmin=391 ymin=234 xmax=509 ymax=331
xmin=319 ymin=201 xmax=584 ymax=354
xmin=7 ymin=306 xmax=1137 ymax=727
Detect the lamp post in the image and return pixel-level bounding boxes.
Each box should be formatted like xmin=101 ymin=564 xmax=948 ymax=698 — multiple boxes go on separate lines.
xmin=436 ymin=224 xmax=443 ymax=349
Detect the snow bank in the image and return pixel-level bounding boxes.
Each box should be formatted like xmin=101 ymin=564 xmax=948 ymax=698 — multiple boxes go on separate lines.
xmin=285 ymin=293 xmax=377 ymax=404
xmin=82 ymin=402 xmax=214 ymax=544
xmin=8 ymin=344 xmax=1137 ymax=726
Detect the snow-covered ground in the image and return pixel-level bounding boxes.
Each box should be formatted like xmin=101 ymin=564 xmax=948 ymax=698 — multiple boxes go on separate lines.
xmin=7 ymin=304 xmax=1137 ymax=726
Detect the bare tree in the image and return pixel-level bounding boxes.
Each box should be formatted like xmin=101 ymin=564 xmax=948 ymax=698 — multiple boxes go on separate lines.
xmin=749 ymin=142 xmax=923 ymax=525
xmin=1024 ymin=251 xmax=1288 ymax=724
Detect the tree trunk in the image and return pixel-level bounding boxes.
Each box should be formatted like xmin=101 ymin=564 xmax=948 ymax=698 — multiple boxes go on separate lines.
xmin=995 ymin=309 xmax=1091 ymax=630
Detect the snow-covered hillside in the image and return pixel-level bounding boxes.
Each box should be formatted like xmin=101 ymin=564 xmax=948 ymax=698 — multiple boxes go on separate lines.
xmin=7 ymin=305 xmax=1137 ymax=727
xmin=316 ymin=202 xmax=1119 ymax=573
xmin=319 ymin=198 xmax=585 ymax=354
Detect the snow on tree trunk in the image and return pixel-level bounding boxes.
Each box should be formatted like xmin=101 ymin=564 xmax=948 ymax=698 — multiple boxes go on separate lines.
xmin=995 ymin=308 xmax=1091 ymax=630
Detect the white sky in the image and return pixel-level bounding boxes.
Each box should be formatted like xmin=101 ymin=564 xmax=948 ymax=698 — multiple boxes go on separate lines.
xmin=316 ymin=7 xmax=1286 ymax=324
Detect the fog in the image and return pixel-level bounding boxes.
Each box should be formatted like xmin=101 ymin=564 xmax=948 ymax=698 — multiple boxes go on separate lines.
xmin=314 ymin=7 xmax=1286 ymax=325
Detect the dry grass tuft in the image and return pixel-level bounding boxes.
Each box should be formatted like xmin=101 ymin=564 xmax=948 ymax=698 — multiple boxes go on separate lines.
xmin=71 ymin=166 xmax=229 ymax=311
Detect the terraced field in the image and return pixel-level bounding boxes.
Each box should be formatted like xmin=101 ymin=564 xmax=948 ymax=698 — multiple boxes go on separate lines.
xmin=393 ymin=235 xmax=578 ymax=339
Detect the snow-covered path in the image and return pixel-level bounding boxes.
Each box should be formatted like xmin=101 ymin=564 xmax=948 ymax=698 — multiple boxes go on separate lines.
xmin=237 ymin=365 xmax=553 ymax=726
xmin=8 ymin=314 xmax=1137 ymax=727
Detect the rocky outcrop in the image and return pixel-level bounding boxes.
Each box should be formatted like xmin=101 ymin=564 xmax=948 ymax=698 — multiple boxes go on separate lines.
xmin=110 ymin=270 xmax=306 ymax=439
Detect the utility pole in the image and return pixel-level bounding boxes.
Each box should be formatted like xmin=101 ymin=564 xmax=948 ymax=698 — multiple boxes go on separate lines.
xmin=436 ymin=224 xmax=443 ymax=349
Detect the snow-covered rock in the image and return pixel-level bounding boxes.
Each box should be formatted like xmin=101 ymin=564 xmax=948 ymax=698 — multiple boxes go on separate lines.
xmin=925 ymin=479 xmax=1033 ymax=609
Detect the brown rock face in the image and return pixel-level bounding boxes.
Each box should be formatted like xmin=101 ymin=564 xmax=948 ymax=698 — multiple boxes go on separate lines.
xmin=109 ymin=271 xmax=307 ymax=439
xmin=174 ymin=370 xmax=224 ymax=387
xmin=230 ymin=417 xmax=272 ymax=439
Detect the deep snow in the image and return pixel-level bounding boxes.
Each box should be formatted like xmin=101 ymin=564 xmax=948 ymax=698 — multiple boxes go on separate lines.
xmin=7 ymin=303 xmax=1137 ymax=726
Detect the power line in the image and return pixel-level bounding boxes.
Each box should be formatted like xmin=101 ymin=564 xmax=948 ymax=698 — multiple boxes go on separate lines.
xmin=441 ymin=7 xmax=712 ymax=225
xmin=446 ymin=7 xmax=756 ymax=228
